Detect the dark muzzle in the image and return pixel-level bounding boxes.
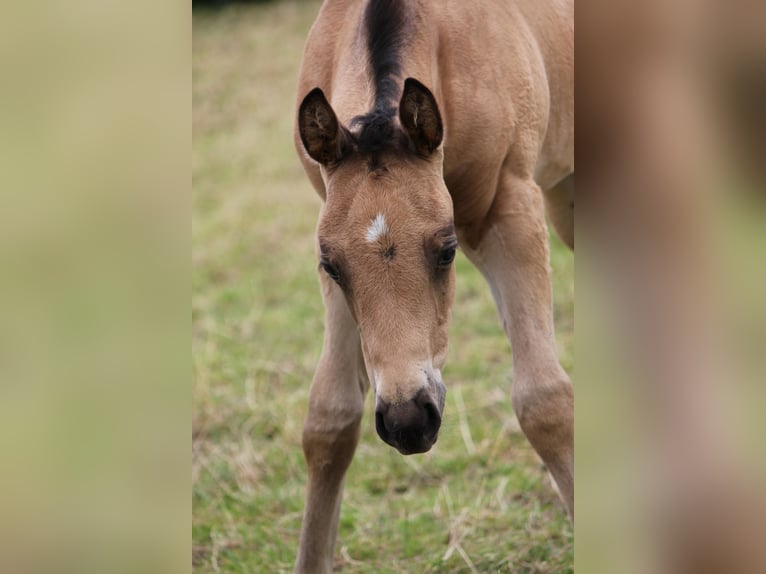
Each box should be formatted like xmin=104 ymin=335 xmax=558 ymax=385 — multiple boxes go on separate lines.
xmin=375 ymin=387 xmax=442 ymax=454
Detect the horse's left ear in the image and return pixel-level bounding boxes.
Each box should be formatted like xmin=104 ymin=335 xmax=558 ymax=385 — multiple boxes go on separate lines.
xmin=399 ymin=78 xmax=443 ymax=156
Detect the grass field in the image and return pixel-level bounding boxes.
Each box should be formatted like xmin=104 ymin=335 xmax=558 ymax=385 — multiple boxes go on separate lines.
xmin=192 ymin=1 xmax=574 ymax=572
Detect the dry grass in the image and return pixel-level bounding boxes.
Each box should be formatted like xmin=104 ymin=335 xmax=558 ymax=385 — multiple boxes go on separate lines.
xmin=193 ymin=1 xmax=574 ymax=572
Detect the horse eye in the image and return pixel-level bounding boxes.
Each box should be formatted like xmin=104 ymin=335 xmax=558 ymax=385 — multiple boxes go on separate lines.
xmin=320 ymin=260 xmax=340 ymax=282
xmin=436 ymin=245 xmax=456 ymax=267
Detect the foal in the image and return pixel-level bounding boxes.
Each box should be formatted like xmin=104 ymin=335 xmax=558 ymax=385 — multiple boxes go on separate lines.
xmin=293 ymin=0 xmax=573 ymax=570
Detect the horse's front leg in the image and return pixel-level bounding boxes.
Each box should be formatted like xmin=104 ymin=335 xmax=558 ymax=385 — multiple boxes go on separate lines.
xmin=464 ymin=173 xmax=574 ymax=519
xmin=295 ymin=272 xmax=368 ymax=574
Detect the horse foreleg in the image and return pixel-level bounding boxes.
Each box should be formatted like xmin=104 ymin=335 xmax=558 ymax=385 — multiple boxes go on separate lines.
xmin=466 ymin=173 xmax=574 ymax=519
xmin=295 ymin=275 xmax=368 ymax=573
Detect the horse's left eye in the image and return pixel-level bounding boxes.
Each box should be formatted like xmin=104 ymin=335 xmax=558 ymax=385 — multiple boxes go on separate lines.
xmin=436 ymin=245 xmax=456 ymax=267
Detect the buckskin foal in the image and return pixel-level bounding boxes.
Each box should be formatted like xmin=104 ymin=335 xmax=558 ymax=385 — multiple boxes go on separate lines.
xmin=293 ymin=0 xmax=573 ymax=570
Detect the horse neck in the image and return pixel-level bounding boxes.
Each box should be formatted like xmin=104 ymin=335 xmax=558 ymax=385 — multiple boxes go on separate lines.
xmin=328 ymin=2 xmax=439 ymax=128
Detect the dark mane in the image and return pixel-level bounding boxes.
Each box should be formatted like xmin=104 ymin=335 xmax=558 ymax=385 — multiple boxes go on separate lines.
xmin=350 ymin=0 xmax=409 ymax=155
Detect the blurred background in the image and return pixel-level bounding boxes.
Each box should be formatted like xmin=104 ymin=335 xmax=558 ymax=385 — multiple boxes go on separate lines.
xmin=0 ymin=2 xmax=188 ymax=574
xmin=576 ymin=1 xmax=766 ymax=572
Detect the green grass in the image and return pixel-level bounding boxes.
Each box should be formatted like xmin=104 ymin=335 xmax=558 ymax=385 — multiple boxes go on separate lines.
xmin=193 ymin=1 xmax=574 ymax=572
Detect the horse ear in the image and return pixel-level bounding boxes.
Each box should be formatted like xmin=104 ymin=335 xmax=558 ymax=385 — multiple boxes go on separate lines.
xmin=298 ymin=88 xmax=349 ymax=165
xmin=399 ymin=78 xmax=443 ymax=156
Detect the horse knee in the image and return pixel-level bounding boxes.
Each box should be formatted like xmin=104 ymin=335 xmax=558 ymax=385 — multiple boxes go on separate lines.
xmin=511 ymin=374 xmax=573 ymax=459
xmin=302 ymin=398 xmax=363 ymax=473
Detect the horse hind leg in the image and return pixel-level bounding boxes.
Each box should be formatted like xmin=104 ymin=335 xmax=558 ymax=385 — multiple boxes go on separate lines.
xmin=544 ymin=173 xmax=574 ymax=250
xmin=295 ymin=275 xmax=368 ymax=573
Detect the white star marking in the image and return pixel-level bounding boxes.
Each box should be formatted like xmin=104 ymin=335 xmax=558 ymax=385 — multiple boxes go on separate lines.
xmin=365 ymin=213 xmax=389 ymax=243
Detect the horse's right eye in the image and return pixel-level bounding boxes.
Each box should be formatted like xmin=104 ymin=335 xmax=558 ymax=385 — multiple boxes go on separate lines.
xmin=435 ymin=237 xmax=458 ymax=268
xmin=320 ymin=260 xmax=340 ymax=283
xmin=436 ymin=246 xmax=456 ymax=267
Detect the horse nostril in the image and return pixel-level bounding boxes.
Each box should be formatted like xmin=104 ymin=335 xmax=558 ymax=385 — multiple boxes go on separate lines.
xmin=423 ymin=399 xmax=441 ymax=428
xmin=414 ymin=388 xmax=442 ymax=430
xmin=375 ymin=408 xmax=389 ymax=439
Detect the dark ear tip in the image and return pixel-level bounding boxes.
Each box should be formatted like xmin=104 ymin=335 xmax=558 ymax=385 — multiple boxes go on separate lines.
xmin=300 ymin=87 xmax=328 ymax=112
xmin=402 ymin=78 xmax=436 ymax=101
xmin=401 ymin=78 xmax=438 ymax=109
xmin=403 ymin=77 xmax=427 ymax=91
xmin=306 ymin=87 xmax=326 ymax=99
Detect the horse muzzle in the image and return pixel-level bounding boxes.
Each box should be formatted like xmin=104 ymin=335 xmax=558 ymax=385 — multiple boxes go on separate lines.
xmin=374 ymin=384 xmax=444 ymax=455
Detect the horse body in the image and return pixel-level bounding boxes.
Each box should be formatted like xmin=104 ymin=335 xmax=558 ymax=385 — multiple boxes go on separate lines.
xmin=293 ymin=1 xmax=573 ymax=571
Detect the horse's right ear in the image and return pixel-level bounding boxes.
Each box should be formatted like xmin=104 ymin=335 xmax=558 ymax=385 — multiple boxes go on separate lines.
xmin=298 ymin=88 xmax=349 ymax=166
